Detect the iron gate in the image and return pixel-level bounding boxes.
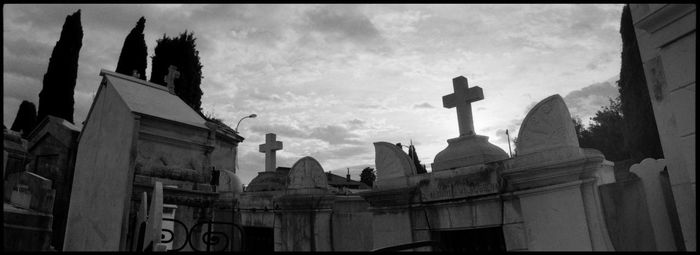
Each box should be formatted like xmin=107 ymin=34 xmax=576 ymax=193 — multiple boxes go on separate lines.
xmin=160 ymin=218 xmax=245 ymax=252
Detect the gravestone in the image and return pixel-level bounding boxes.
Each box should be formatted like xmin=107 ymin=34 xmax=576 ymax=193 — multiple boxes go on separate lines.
xmin=432 ymin=76 xmax=508 ymax=171
xmin=631 ymin=158 xmax=677 ymax=251
xmin=286 ymin=156 xmax=328 ymax=192
xmin=144 ymin=181 xmax=163 ymax=251
xmin=259 ymin=133 xmax=283 ymax=172
xmin=372 ymin=142 xmax=416 ymax=189
xmin=131 ymin=192 xmax=148 ymax=251
xmin=515 ymin=94 xmax=581 ymax=157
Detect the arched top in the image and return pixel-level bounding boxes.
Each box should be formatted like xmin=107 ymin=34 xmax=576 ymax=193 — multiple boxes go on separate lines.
xmin=217 ymin=169 xmax=243 ymax=195
xmin=287 ymin=156 xmax=328 ymax=190
xmin=516 ymin=94 xmax=579 ymax=156
xmin=373 ymin=142 xmax=417 ymax=180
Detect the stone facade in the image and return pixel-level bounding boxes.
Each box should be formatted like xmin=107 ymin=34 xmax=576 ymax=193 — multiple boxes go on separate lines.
xmin=630 ymin=4 xmax=696 ymax=251
xmin=63 ymin=70 xmax=243 ymax=251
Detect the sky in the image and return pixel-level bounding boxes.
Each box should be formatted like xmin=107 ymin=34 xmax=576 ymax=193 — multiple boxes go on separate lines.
xmin=3 ymin=4 xmax=624 ymax=185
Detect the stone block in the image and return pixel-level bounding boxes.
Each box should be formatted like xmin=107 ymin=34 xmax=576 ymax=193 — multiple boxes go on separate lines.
xmin=372 ymin=211 xmax=412 ymax=249
xmin=503 ymin=199 xmax=522 ymax=224
xmin=670 ymin=182 xmax=696 ymax=251
xmin=660 ymin=33 xmax=695 ymax=91
xmin=475 ymin=200 xmax=501 ymax=226
xmin=669 ymin=83 xmax=696 ymax=137
xmin=518 ymin=182 xmax=592 ymax=250
xmin=503 ymin=223 xmax=527 ymax=251
xmin=678 ymin=133 xmax=696 ymax=182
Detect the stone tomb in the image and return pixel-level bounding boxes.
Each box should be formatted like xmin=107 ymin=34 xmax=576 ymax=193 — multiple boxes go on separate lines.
xmin=24 ymin=115 xmax=80 ymax=250
xmin=236 ymin=134 xmax=373 ymax=251
xmin=63 ymin=70 xmax=244 ymax=251
xmin=361 ymin=77 xmax=616 ymax=251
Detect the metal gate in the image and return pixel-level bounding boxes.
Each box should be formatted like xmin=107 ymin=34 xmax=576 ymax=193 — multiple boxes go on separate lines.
xmin=160 ymin=218 xmax=245 ymax=252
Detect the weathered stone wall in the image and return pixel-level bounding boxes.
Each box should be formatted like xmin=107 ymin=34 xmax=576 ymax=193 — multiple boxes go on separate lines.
xmin=63 ymin=82 xmax=136 ymax=251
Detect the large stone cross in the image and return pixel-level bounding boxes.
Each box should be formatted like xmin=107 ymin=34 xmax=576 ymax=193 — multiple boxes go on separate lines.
xmin=164 ymin=65 xmax=180 ymax=94
xmin=259 ymin=133 xmax=283 ymax=172
xmin=442 ymin=76 xmax=484 ymax=137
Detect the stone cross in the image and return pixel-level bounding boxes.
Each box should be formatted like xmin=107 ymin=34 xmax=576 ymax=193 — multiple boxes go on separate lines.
xmin=259 ymin=133 xmax=283 ymax=172
xmin=442 ymin=76 xmax=484 ymax=137
xmin=164 ymin=65 xmax=180 ymax=94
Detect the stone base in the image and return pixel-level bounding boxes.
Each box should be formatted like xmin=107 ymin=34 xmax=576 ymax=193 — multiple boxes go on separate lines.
xmin=432 ymin=135 xmax=509 ymax=172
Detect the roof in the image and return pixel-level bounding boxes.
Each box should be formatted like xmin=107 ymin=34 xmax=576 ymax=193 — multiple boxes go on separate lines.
xmin=325 ymin=172 xmax=370 ymax=189
xmin=246 ymin=167 xmax=290 ymax=192
xmin=27 ymin=115 xmax=81 ymax=151
xmin=100 ymin=69 xmax=208 ymax=130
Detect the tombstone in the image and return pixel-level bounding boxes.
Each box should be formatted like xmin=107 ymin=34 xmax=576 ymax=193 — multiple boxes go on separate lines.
xmin=144 ymin=181 xmax=164 ymax=251
xmin=131 ymin=192 xmax=148 ymax=251
xmin=432 ymin=76 xmax=508 ymax=171
xmin=501 ymin=94 xmax=615 ymax=251
xmin=286 ymin=156 xmax=328 ymax=192
xmin=25 ymin=115 xmax=80 ymax=250
xmin=515 ymin=94 xmax=581 ymax=157
xmin=630 ymin=158 xmax=678 ymax=251
xmin=275 ymin=156 xmax=334 ymax=251
xmin=3 ymin=171 xmax=56 ymax=251
xmin=259 ymin=133 xmax=283 ymax=172
xmin=372 ymin=142 xmax=416 ymax=189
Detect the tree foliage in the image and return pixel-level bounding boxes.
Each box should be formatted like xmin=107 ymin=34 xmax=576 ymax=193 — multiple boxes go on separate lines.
xmin=10 ymin=100 xmax=38 ymax=138
xmin=149 ymin=31 xmax=203 ymax=112
xmin=574 ymin=97 xmax=630 ymax=161
xmin=618 ymin=4 xmax=664 ymax=163
xmin=37 ymin=10 xmax=83 ymax=124
xmin=360 ymin=167 xmax=376 ymax=187
xmin=408 ymin=145 xmax=427 ymax=174
xmin=115 ymin=16 xmax=147 ymax=80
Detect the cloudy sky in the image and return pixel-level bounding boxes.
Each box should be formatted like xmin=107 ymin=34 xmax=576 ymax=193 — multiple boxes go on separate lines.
xmin=3 ymin=4 xmax=623 ymax=185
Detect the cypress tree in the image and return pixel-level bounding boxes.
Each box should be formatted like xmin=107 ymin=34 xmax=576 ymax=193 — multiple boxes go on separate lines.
xmin=115 ymin=17 xmax=148 ymax=80
xmin=618 ymin=5 xmax=664 ymax=163
xmin=10 ymin=100 xmax=38 ymax=138
xmin=37 ymin=10 xmax=83 ymax=124
xmin=408 ymin=145 xmax=427 ymax=174
xmin=149 ymin=31 xmax=203 ymax=112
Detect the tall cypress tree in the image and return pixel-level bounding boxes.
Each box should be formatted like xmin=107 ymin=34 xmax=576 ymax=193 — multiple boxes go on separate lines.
xmin=408 ymin=145 xmax=427 ymax=174
xmin=37 ymin=10 xmax=83 ymax=124
xmin=618 ymin=5 xmax=664 ymax=163
xmin=10 ymin=100 xmax=38 ymax=138
xmin=115 ymin=17 xmax=147 ymax=80
xmin=149 ymin=31 xmax=203 ymax=112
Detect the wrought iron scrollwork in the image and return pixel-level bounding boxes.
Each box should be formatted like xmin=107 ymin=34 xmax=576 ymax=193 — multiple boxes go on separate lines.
xmin=160 ymin=218 xmax=244 ymax=252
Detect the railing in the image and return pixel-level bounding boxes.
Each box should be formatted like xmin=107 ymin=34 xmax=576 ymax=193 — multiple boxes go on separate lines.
xmin=160 ymin=218 xmax=245 ymax=252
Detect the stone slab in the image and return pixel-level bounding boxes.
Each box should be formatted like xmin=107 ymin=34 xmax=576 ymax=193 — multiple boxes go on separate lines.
xmin=515 ymin=94 xmax=579 ymax=156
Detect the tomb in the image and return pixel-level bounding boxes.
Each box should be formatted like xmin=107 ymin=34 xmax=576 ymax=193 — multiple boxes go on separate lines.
xmin=24 ymin=115 xmax=80 ymax=250
xmin=235 ymin=134 xmax=373 ymax=251
xmin=360 ymin=76 xmax=616 ymax=251
xmin=63 ymin=69 xmax=244 ymax=251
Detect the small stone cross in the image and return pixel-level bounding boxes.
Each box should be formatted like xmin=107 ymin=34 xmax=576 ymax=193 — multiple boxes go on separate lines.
xmin=164 ymin=65 xmax=180 ymax=94
xmin=259 ymin=133 xmax=283 ymax=172
xmin=442 ymin=76 xmax=484 ymax=137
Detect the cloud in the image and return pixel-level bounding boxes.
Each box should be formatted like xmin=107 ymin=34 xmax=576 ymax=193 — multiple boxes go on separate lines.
xmin=304 ymin=5 xmax=382 ymax=43
xmin=563 ymin=79 xmax=619 ymax=125
xmin=249 ymin=123 xmax=362 ymax=146
xmin=413 ymin=102 xmax=434 ymax=109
